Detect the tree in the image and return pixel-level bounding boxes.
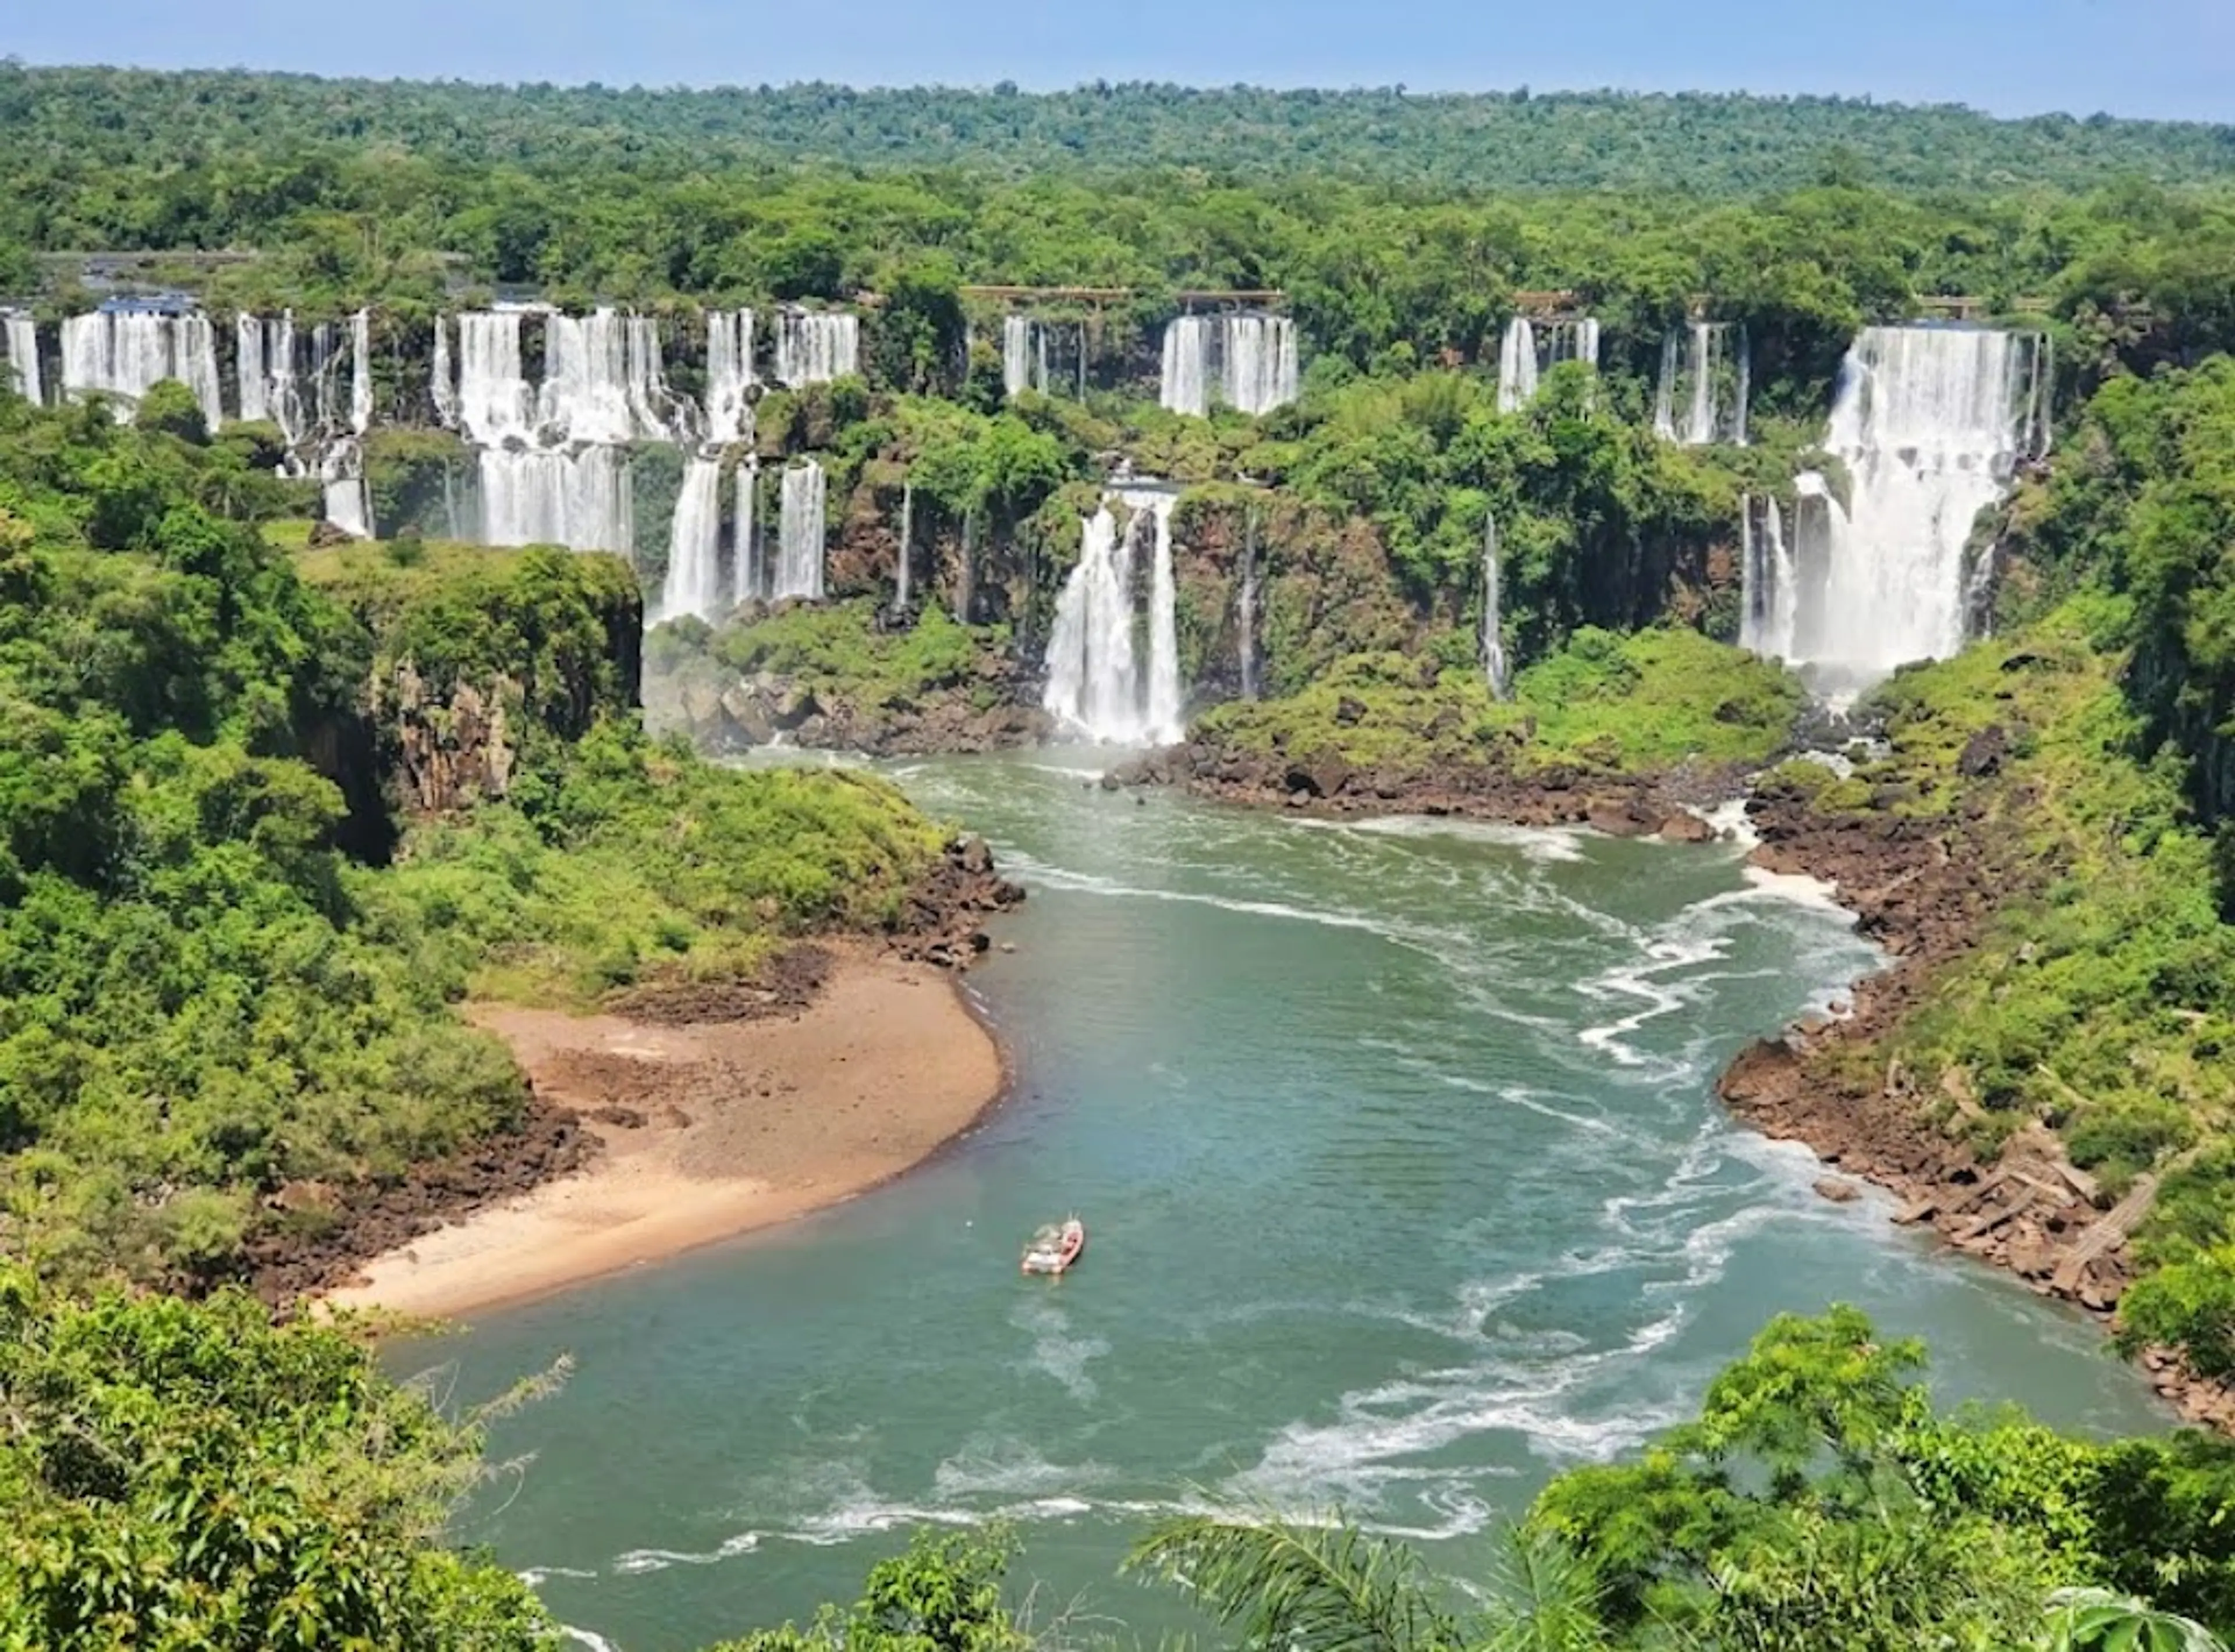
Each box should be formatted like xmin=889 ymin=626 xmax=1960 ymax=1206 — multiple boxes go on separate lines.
xmin=133 ymin=378 xmax=210 ymax=445
xmin=0 ymin=1264 xmax=557 ymax=1649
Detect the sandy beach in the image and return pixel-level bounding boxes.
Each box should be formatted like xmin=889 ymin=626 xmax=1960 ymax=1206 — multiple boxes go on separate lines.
xmin=322 ymin=953 xmax=1003 ymax=1320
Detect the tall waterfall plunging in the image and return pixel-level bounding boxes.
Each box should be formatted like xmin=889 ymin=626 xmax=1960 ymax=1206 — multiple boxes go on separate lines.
xmin=775 ymin=461 xmax=827 ymax=601
xmin=705 ymin=310 xmax=757 ymax=446
xmin=431 ymin=315 xmax=458 ymax=429
xmin=660 ymin=459 xmax=725 ymax=622
xmin=1481 ymin=514 xmax=1509 ymax=699
xmin=539 ymin=310 xmax=680 ymax=444
xmin=1002 ymin=316 xmax=1050 ymax=399
xmin=774 ymin=312 xmax=858 ymax=387
xmin=1764 ymin=325 xmax=2050 ymax=687
xmin=61 ymin=307 xmax=224 ymax=428
xmin=1496 ymin=317 xmax=1601 ymax=413
xmin=453 ymin=311 xmax=537 ymax=445
xmin=1739 ymin=495 xmax=1797 ymax=659
xmin=1042 ymin=489 xmax=1183 ymax=744
xmin=1653 ymin=322 xmax=1750 ymax=446
xmin=2 ymin=312 xmax=43 ymax=405
xmin=319 ymin=308 xmax=375 ymax=539
xmin=895 ymin=481 xmax=914 ymax=614
xmin=1159 ymin=314 xmax=1298 ymax=417
xmin=736 ymin=460 xmax=763 ymax=603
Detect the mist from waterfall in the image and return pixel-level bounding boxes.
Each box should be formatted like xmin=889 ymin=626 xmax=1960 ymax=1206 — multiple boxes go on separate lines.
xmin=1496 ymin=317 xmax=1600 ymax=413
xmin=1773 ymin=325 xmax=2049 ymax=687
xmin=61 ymin=309 xmax=224 ymax=429
xmin=2 ymin=312 xmax=42 ymax=406
xmin=1042 ymin=489 xmax=1183 ymax=744
xmin=1159 ymin=314 xmax=1298 ymax=417
xmin=776 ymin=461 xmax=827 ymax=601
xmin=774 ymin=312 xmax=858 ymax=387
xmin=1653 ymin=322 xmax=1751 ymax=446
xmin=661 ymin=459 xmax=725 ymax=622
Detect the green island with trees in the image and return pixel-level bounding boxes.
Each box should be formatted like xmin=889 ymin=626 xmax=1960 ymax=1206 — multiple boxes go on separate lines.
xmin=5 ymin=62 xmax=2235 ymax=1652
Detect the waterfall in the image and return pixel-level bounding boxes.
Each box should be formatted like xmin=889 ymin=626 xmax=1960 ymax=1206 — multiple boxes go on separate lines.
xmin=456 ymin=311 xmax=535 ymax=445
xmin=1222 ymin=314 xmax=1299 ymax=416
xmin=2 ymin=312 xmax=42 ymax=406
xmin=236 ymin=314 xmax=269 ymax=424
xmin=1002 ymin=315 xmax=1049 ymax=398
xmin=957 ymin=508 xmax=978 ymax=623
xmin=1496 ymin=318 xmax=1537 ymax=413
xmin=1481 ymin=513 xmax=1509 ymax=700
xmin=61 ymin=308 xmax=224 ymax=428
xmin=431 ymin=315 xmax=457 ymax=428
xmin=1779 ymin=325 xmax=2047 ymax=687
xmin=895 ymin=480 xmax=914 ymax=614
xmin=1238 ymin=510 xmax=1260 ymax=701
xmin=349 ymin=309 xmax=373 ymax=434
xmin=1654 ymin=322 xmax=1751 ymax=446
xmin=1739 ymin=495 xmax=1798 ymax=659
xmin=1160 ymin=314 xmax=1296 ymax=417
xmin=775 ymin=461 xmax=826 ymax=601
xmin=1041 ymin=489 xmax=1184 ymax=744
xmin=1160 ymin=317 xmax=1212 ymax=417
xmin=705 ymin=310 xmax=757 ymax=446
xmin=1498 ymin=316 xmax=1599 ymax=413
xmin=478 ymin=446 xmax=634 ymax=553
xmin=735 ymin=459 xmax=762 ymax=603
xmin=661 ymin=458 xmax=724 ymax=622
xmin=538 ymin=309 xmax=677 ymax=444
xmin=774 ymin=312 xmax=858 ymax=387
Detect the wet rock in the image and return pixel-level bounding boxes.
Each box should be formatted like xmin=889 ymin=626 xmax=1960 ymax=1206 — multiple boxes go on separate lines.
xmin=1815 ymin=1178 xmax=1864 ymax=1205
xmin=1659 ymin=812 xmax=1716 ymax=844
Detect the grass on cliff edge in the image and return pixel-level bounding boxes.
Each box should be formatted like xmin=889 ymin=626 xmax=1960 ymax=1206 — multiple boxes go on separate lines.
xmin=1191 ymin=627 xmax=1805 ymax=776
xmin=650 ymin=598 xmax=1009 ymax=713
xmin=1765 ymin=594 xmax=2235 ymax=1377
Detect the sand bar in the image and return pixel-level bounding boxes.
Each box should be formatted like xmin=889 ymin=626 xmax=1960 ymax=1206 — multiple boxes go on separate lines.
xmin=322 ymin=954 xmax=1002 ymax=1320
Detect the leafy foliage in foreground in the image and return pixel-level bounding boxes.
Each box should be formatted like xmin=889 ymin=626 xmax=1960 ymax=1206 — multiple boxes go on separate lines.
xmin=0 ymin=1264 xmax=554 ymax=1650
xmin=1129 ymin=1312 xmax=2235 ymax=1652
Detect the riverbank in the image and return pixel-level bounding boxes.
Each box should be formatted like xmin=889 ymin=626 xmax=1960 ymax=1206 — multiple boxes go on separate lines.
xmin=321 ymin=950 xmax=1005 ymax=1320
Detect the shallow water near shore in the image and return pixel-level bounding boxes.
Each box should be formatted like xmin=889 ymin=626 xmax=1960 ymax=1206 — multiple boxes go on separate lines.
xmin=418 ymin=751 xmax=2167 ymax=1652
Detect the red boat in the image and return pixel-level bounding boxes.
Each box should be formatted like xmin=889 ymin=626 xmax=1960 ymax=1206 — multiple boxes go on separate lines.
xmin=1021 ymin=1217 xmax=1086 ymax=1276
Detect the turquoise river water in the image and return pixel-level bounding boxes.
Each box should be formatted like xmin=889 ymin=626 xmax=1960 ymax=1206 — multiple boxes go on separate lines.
xmin=412 ymin=752 xmax=2167 ymax=1651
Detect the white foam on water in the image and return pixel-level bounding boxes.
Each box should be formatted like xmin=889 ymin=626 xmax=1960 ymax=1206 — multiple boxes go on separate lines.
xmin=1009 ymin=1296 xmax=1111 ymax=1404
xmin=560 ymin=1626 xmax=623 ymax=1652
xmin=1740 ymin=864 xmax=1855 ymax=917
xmin=611 ymin=1532 xmax=761 ymax=1575
xmin=1327 ymin=815 xmax=1591 ymax=865
xmin=932 ymin=1438 xmax=1116 ymax=1501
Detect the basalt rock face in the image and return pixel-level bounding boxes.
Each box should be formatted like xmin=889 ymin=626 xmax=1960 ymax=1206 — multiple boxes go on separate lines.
xmin=372 ymin=664 xmax=520 ymax=814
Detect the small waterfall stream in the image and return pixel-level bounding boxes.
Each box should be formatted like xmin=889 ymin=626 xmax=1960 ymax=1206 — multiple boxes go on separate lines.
xmin=1481 ymin=513 xmax=1509 ymax=699
xmin=1653 ymin=322 xmax=1750 ymax=446
xmin=736 ymin=459 xmax=763 ymax=604
xmin=1238 ymin=509 xmax=1260 ymax=701
xmin=1496 ymin=317 xmax=1600 ymax=413
xmin=0 ymin=312 xmax=39 ymax=406
xmin=1159 ymin=315 xmax=1297 ymax=417
xmin=775 ymin=312 xmax=858 ymax=387
xmin=895 ymin=481 xmax=914 ymax=615
xmin=661 ymin=459 xmax=725 ymax=621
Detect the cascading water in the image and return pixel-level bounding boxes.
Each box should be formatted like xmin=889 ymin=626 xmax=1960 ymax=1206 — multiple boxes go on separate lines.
xmin=1774 ymin=325 xmax=2049 ymax=687
xmin=1653 ymin=322 xmax=1750 ymax=447
xmin=1 ymin=312 xmax=42 ymax=406
xmin=660 ymin=459 xmax=725 ymax=622
xmin=1237 ymin=509 xmax=1260 ymax=701
xmin=478 ymin=446 xmax=635 ymax=553
xmin=1159 ymin=314 xmax=1298 ymax=417
xmin=1481 ymin=513 xmax=1509 ymax=699
xmin=61 ymin=308 xmax=224 ymax=428
xmin=1042 ymin=489 xmax=1183 ymax=744
xmin=539 ymin=310 xmax=679 ymax=445
xmin=1002 ymin=315 xmax=1049 ymax=399
xmin=774 ymin=312 xmax=858 ymax=387
xmin=895 ymin=481 xmax=914 ymax=614
xmin=705 ymin=310 xmax=757 ymax=446
xmin=455 ymin=311 xmax=537 ymax=445
xmin=775 ymin=461 xmax=827 ymax=601
xmin=1739 ymin=495 xmax=1798 ymax=659
xmin=1498 ymin=316 xmax=1600 ymax=413
xmin=431 ymin=315 xmax=458 ymax=428
xmin=735 ymin=459 xmax=763 ymax=603
xmin=1159 ymin=317 xmax=1212 ymax=417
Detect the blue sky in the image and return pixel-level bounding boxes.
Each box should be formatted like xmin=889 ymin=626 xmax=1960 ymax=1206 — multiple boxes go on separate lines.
xmin=9 ymin=0 xmax=2229 ymax=123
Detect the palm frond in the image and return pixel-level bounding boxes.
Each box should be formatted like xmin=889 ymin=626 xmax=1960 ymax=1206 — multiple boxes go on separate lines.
xmin=1478 ymin=1529 xmax=1619 ymax=1652
xmin=2038 ymin=1587 xmax=2229 ymax=1652
xmin=1125 ymin=1514 xmax=1457 ymax=1652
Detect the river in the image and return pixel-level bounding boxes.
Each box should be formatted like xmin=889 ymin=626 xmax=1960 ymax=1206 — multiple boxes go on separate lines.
xmin=414 ymin=751 xmax=2167 ymax=1651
